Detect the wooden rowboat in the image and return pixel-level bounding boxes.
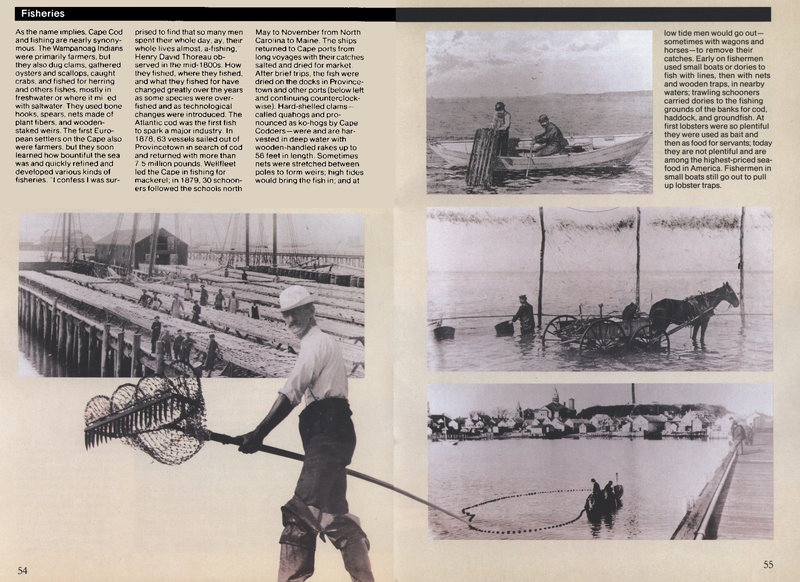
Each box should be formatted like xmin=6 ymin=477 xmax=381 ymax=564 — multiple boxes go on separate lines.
xmin=429 ymin=132 xmax=652 ymax=171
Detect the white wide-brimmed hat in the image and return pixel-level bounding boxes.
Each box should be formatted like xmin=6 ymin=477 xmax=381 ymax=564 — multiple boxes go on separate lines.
xmin=279 ymin=285 xmax=315 ymax=312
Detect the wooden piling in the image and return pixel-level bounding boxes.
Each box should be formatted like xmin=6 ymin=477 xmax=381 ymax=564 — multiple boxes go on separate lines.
xmin=50 ymin=300 xmax=59 ymax=349
xmin=156 ymin=340 xmax=165 ymax=375
xmin=131 ymin=333 xmax=141 ymax=377
xmin=114 ymin=330 xmax=125 ymax=377
xmin=58 ymin=312 xmax=67 ymax=359
xmin=65 ymin=316 xmax=74 ymax=367
xmin=466 ymin=128 xmax=502 ymax=187
xmin=739 ymin=207 xmax=746 ymax=324
xmin=87 ymin=328 xmax=96 ymax=374
xmin=76 ymin=324 xmax=85 ymax=374
xmin=537 ymin=207 xmax=545 ymax=329
xmin=100 ymin=323 xmax=110 ymax=377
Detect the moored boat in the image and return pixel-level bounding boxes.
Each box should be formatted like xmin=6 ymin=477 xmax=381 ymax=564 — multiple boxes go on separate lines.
xmin=429 ymin=132 xmax=652 ymax=171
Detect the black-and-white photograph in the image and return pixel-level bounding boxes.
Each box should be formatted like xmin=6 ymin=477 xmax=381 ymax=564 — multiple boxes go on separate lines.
xmin=427 ymin=383 xmax=773 ymax=540
xmin=18 ymin=213 xmax=365 ymax=378
xmin=428 ymin=207 xmax=772 ymax=371
xmin=426 ymin=30 xmax=653 ymax=193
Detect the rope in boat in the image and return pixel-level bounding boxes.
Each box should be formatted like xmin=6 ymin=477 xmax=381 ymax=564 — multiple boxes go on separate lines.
xmin=461 ymin=488 xmax=591 ymax=535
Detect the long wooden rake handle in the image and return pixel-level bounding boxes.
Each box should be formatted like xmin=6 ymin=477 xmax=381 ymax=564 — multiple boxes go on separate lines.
xmin=206 ymin=431 xmax=472 ymax=526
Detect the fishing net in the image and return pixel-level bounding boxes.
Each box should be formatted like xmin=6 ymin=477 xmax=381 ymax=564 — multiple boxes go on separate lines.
xmin=84 ymin=376 xmax=206 ymax=465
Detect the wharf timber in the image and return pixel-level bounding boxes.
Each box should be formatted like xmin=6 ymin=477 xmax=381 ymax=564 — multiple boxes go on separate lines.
xmin=31 ymin=270 xmax=364 ymax=375
xmin=20 ymin=271 xmax=299 ymax=378
xmin=189 ymin=250 xmax=365 ymax=270
xmin=671 ymin=429 xmax=773 ymax=539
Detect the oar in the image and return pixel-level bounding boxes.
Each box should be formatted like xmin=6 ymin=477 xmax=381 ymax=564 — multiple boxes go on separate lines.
xmin=525 ymin=136 xmax=535 ymax=177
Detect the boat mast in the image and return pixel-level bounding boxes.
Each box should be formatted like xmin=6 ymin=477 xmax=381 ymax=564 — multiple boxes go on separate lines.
xmin=128 ymin=213 xmax=139 ymax=273
xmin=245 ymin=213 xmax=250 ymax=268
xmin=61 ymin=212 xmax=67 ymax=260
xmin=148 ymin=213 xmax=160 ymax=277
xmin=272 ymin=213 xmax=278 ymax=272
xmin=66 ymin=213 xmax=72 ymax=262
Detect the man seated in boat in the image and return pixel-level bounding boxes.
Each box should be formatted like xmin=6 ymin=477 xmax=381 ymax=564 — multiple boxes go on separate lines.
xmin=590 ymin=478 xmax=602 ymax=504
xmin=532 ymin=114 xmax=569 ymax=157
xmin=491 ymin=101 xmax=511 ymax=155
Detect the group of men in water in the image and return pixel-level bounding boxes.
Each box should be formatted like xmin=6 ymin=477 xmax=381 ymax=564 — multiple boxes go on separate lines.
xmin=491 ymin=102 xmax=569 ymax=157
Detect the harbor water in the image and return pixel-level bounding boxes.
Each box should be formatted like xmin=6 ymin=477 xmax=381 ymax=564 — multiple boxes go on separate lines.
xmin=428 ymin=437 xmax=732 ymax=540
xmin=428 ymin=270 xmax=772 ymax=372
xmin=427 ymin=92 xmax=652 ymax=194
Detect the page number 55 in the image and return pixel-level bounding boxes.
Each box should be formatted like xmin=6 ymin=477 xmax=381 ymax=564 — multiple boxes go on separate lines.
xmin=763 ymin=560 xmax=774 ymax=569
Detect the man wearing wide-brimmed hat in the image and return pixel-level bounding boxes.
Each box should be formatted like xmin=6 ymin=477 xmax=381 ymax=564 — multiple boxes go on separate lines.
xmin=532 ymin=113 xmax=569 ymax=157
xmin=238 ymin=285 xmax=374 ymax=582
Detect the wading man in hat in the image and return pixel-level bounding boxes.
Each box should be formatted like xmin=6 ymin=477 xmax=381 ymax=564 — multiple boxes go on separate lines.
xmin=238 ymin=285 xmax=374 ymax=582
xmin=511 ymin=294 xmax=535 ymax=336
xmin=492 ymin=101 xmax=512 ymax=155
xmin=532 ymin=114 xmax=569 ymax=157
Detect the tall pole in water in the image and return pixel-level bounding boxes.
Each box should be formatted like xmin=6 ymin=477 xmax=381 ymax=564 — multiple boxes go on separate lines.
xmin=245 ymin=213 xmax=250 ymax=268
xmin=631 ymin=383 xmax=636 ymax=405
xmin=537 ymin=207 xmax=545 ymax=329
xmin=739 ymin=207 xmax=746 ymax=324
xmin=128 ymin=213 xmax=139 ymax=273
xmin=148 ymin=213 xmax=160 ymax=277
xmin=635 ymin=208 xmax=641 ymax=307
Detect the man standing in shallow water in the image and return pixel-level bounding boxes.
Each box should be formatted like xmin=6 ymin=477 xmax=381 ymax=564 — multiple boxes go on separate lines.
xmin=238 ymin=285 xmax=374 ymax=582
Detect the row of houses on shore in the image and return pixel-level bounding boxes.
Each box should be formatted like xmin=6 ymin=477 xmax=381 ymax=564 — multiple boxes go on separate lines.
xmin=428 ymin=389 xmax=773 ymax=441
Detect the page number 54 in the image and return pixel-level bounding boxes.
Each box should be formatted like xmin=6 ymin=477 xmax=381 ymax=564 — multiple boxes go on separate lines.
xmin=17 ymin=567 xmax=27 ymax=575
xmin=763 ymin=560 xmax=774 ymax=569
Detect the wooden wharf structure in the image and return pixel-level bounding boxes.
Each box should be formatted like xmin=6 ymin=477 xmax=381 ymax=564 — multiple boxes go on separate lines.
xmin=189 ymin=249 xmax=365 ymax=270
xmin=46 ymin=269 xmax=365 ymax=364
xmin=18 ymin=270 xmax=340 ymax=378
xmin=671 ymin=429 xmax=773 ymax=540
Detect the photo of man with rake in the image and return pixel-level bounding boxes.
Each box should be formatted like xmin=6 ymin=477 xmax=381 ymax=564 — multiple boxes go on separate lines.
xmin=238 ymin=285 xmax=375 ymax=582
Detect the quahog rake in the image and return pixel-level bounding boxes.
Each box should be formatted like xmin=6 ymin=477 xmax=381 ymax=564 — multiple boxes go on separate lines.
xmin=84 ymin=376 xmax=471 ymax=525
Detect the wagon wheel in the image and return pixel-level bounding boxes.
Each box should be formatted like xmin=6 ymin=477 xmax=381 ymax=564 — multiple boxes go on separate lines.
xmin=542 ymin=315 xmax=578 ymax=345
xmin=629 ymin=324 xmax=670 ymax=354
xmin=579 ymin=319 xmax=627 ymax=356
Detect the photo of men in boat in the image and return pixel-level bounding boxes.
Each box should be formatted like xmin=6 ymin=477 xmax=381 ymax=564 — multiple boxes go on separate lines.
xmin=427 ymin=206 xmax=772 ymax=372
xmin=426 ymin=30 xmax=653 ymax=193
xmin=427 ymin=383 xmax=773 ymax=540
xmin=18 ymin=213 xmax=365 ymax=379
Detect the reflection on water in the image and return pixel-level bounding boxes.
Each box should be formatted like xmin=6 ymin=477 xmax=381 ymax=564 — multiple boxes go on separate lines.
xmin=428 ymin=438 xmax=731 ymax=540
xmin=19 ymin=324 xmax=73 ymax=377
xmin=428 ymin=271 xmax=772 ymax=372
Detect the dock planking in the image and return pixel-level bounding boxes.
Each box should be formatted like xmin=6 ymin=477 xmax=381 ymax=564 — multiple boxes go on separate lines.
xmin=706 ymin=430 xmax=773 ymax=540
xmin=30 ymin=270 xmax=364 ymax=376
xmin=20 ymin=271 xmax=298 ymax=377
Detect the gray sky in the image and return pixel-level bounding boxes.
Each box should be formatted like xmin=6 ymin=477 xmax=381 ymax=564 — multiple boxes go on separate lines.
xmin=428 ymin=383 xmax=772 ymax=419
xmin=19 ymin=213 xmax=363 ymax=251
xmin=427 ymin=207 xmax=773 ymax=273
xmin=427 ymin=30 xmax=652 ymax=98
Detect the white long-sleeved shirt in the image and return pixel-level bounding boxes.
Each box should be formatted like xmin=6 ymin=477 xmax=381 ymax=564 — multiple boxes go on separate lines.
xmin=279 ymin=325 xmax=348 ymax=407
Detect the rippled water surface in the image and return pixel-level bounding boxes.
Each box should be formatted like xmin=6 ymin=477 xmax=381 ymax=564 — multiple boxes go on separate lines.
xmin=428 ymin=437 xmax=732 ymax=540
xmin=428 ymin=270 xmax=772 ymax=372
xmin=427 ymin=93 xmax=652 ymax=195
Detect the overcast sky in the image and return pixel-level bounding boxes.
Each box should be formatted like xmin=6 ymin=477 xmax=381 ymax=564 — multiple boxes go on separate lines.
xmin=427 ymin=30 xmax=652 ymax=99
xmin=19 ymin=213 xmax=363 ymax=251
xmin=428 ymin=383 xmax=772 ymax=419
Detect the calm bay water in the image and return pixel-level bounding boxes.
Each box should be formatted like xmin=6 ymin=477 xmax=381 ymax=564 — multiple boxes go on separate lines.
xmin=428 ymin=270 xmax=772 ymax=372
xmin=427 ymin=92 xmax=653 ymax=194
xmin=428 ymin=437 xmax=731 ymax=540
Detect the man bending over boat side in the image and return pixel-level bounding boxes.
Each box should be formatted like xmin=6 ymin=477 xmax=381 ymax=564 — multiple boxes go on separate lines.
xmin=532 ymin=114 xmax=569 ymax=157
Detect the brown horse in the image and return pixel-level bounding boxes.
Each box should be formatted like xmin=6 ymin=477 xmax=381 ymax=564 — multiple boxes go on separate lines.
xmin=649 ymin=282 xmax=740 ymax=344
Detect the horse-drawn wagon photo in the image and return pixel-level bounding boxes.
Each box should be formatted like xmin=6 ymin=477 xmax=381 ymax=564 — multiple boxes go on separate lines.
xmin=427 ymin=207 xmax=772 ymax=372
